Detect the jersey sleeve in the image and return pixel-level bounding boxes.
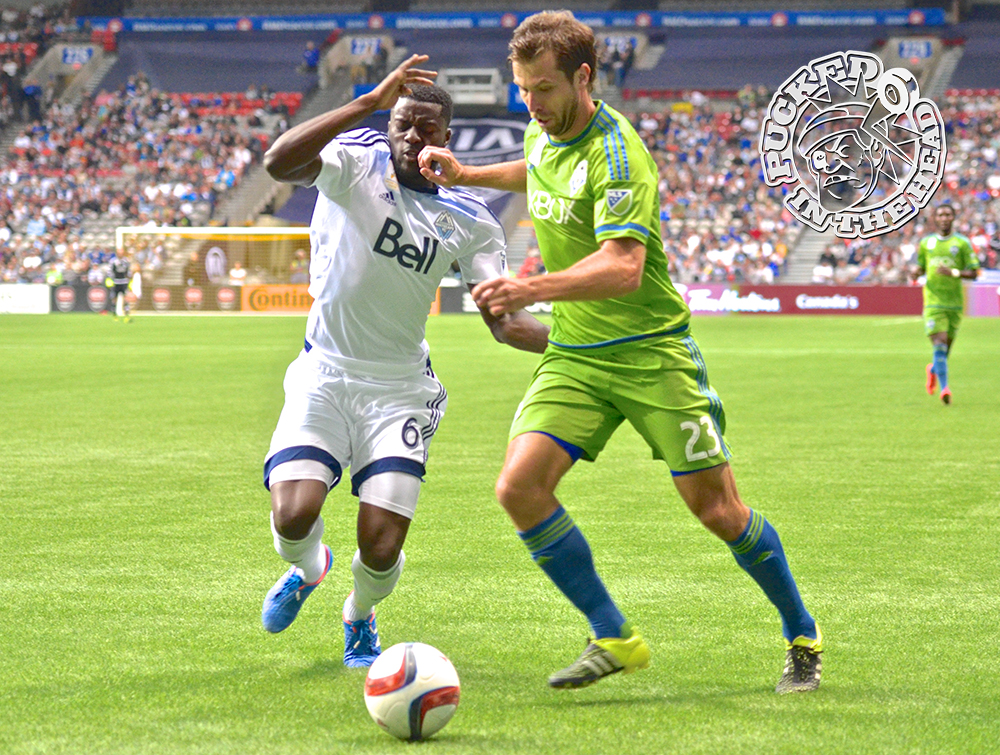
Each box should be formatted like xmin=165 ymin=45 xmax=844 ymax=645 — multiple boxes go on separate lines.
xmin=456 ymin=207 xmax=507 ymax=285
xmin=917 ymin=239 xmax=927 ymax=269
xmin=962 ymin=237 xmax=980 ymax=270
xmin=590 ymin=132 xmax=657 ymax=246
xmin=311 ymin=128 xmax=381 ymax=201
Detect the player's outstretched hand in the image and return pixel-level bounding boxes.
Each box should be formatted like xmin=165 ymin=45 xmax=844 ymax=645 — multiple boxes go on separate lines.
xmin=471 ymin=276 xmax=534 ymax=316
xmin=368 ymin=54 xmax=437 ymax=113
xmin=418 ymin=146 xmax=464 ymax=188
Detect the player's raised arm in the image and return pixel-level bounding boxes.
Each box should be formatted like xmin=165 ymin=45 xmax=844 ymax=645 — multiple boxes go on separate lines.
xmin=264 ymin=54 xmax=437 ymax=185
xmin=417 ymin=147 xmax=528 ymax=193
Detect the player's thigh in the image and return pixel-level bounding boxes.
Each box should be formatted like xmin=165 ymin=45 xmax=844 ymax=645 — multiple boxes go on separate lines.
xmin=265 ymin=353 xmax=350 ymax=490
xmin=947 ymin=310 xmax=961 ymax=341
xmin=612 ymin=336 xmax=731 ymax=474
xmin=347 ymin=369 xmax=448 ymax=503
xmin=924 ymin=307 xmax=953 ymax=337
xmin=508 ymin=351 xmax=625 ymax=463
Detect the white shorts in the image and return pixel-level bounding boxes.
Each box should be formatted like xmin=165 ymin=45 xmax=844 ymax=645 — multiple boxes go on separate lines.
xmin=264 ymin=350 xmax=447 ymax=504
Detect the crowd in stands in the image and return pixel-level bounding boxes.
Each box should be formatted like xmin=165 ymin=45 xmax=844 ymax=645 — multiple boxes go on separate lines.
xmin=0 ymin=71 xmax=299 ymax=284
xmin=627 ymin=96 xmax=799 ymax=285
xmin=1 ymin=3 xmax=74 ymax=127
xmin=813 ymin=91 xmax=1000 ymax=283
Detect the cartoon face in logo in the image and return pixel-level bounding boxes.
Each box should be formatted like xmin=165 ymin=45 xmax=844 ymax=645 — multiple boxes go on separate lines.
xmin=797 ymin=107 xmax=888 ymax=211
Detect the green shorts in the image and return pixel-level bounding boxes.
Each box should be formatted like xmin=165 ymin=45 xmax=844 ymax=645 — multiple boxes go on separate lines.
xmin=924 ymin=307 xmax=961 ymax=339
xmin=509 ymin=334 xmax=732 ymax=474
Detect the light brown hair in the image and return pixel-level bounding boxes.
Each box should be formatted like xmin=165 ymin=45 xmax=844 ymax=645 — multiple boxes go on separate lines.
xmin=508 ymin=10 xmax=597 ymax=91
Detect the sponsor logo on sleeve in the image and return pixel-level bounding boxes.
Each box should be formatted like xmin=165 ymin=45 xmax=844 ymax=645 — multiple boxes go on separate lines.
xmin=607 ymin=188 xmax=633 ymax=215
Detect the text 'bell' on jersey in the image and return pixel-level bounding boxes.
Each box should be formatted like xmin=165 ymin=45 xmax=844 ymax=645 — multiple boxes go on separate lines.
xmin=307 ymin=128 xmax=507 ymax=375
xmin=524 ymin=101 xmax=688 ymax=350
xmin=917 ymin=233 xmax=978 ymax=310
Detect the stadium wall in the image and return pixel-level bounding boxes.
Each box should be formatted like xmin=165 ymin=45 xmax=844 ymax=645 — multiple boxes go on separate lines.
xmin=13 ymin=282 xmax=1000 ymax=316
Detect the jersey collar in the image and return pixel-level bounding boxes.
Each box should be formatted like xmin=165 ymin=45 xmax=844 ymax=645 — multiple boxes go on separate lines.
xmin=546 ymin=100 xmax=606 ymax=148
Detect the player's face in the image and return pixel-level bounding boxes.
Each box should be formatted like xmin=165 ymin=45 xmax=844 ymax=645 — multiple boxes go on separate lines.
xmin=934 ymin=207 xmax=954 ymax=235
xmin=512 ymin=50 xmax=587 ymax=140
xmin=388 ymin=98 xmax=451 ymax=190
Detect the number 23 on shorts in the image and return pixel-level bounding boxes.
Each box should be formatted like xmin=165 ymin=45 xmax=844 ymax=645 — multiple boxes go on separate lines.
xmin=681 ymin=415 xmax=722 ymax=462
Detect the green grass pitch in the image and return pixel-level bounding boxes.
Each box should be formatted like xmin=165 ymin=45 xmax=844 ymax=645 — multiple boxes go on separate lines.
xmin=1 ymin=313 xmax=998 ymax=755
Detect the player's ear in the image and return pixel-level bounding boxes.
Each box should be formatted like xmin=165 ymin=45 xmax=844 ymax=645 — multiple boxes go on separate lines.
xmin=443 ymin=127 xmax=451 ymax=147
xmin=576 ymin=63 xmax=591 ymax=90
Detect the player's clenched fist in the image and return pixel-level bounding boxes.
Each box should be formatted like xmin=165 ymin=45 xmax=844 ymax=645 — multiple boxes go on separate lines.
xmin=369 ymin=54 xmax=438 ymax=112
xmin=471 ymin=275 xmax=535 ymax=316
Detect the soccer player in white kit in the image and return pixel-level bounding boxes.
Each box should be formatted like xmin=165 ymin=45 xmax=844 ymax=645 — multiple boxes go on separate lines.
xmin=261 ymin=55 xmax=549 ymax=667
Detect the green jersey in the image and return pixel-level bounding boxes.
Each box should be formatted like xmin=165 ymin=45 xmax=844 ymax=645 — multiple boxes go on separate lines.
xmin=917 ymin=233 xmax=978 ymax=310
xmin=523 ymin=101 xmax=688 ymax=349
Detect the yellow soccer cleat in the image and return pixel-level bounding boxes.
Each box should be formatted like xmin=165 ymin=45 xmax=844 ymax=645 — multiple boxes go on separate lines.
xmin=548 ymin=627 xmax=650 ymax=689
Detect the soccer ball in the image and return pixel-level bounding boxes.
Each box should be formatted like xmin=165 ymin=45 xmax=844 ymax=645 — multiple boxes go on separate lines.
xmin=363 ymin=642 xmax=460 ymax=741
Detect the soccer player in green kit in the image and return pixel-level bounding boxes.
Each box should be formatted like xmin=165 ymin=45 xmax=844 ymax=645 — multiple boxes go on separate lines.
xmin=913 ymin=204 xmax=980 ymax=405
xmin=418 ymin=11 xmax=822 ymax=693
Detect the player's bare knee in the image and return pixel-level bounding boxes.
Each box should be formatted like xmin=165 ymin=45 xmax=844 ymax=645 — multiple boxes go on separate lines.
xmin=359 ymin=537 xmax=403 ymax=572
xmin=495 ymin=472 xmax=539 ymax=513
xmin=271 ymin=482 xmax=324 ymax=540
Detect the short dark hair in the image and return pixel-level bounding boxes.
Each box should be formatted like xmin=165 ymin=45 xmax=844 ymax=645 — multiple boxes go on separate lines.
xmin=401 ymin=84 xmax=453 ymax=125
xmin=935 ymin=202 xmax=956 ymax=214
xmin=508 ymin=10 xmax=597 ymax=91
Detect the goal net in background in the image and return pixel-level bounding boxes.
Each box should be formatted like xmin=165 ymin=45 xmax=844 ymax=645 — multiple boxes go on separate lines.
xmin=115 ymin=226 xmax=312 ymax=313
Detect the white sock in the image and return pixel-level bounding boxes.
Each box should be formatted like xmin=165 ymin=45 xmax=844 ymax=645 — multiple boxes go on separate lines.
xmin=343 ymin=549 xmax=405 ymax=621
xmin=116 ymin=293 xmax=125 ymax=317
xmin=271 ymin=513 xmax=328 ymax=584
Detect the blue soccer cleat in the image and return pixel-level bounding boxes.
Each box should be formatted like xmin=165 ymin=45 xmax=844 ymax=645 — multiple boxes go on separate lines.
xmin=343 ymin=602 xmax=381 ymax=668
xmin=261 ymin=545 xmax=332 ymax=633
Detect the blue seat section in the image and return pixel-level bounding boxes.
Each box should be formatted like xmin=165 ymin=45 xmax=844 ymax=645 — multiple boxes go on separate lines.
xmin=391 ymin=28 xmax=513 ymax=71
xmin=627 ymin=27 xmax=883 ymax=90
xmin=99 ymin=31 xmax=325 ymax=93
xmin=949 ymin=23 xmax=1000 ymax=89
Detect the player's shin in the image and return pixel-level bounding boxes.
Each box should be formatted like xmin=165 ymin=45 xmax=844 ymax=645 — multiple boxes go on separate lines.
xmin=932 ymin=342 xmax=949 ymax=389
xmin=726 ymin=509 xmax=817 ymax=643
xmin=271 ymin=512 xmax=329 ymax=584
xmin=345 ymin=549 xmax=405 ymax=620
xmin=518 ymin=506 xmax=628 ymax=639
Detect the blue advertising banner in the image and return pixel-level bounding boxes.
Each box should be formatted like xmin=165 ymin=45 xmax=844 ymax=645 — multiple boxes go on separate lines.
xmin=81 ymin=8 xmax=947 ymax=34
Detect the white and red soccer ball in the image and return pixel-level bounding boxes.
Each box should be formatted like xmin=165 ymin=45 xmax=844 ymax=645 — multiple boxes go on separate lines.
xmin=363 ymin=643 xmax=460 ymax=741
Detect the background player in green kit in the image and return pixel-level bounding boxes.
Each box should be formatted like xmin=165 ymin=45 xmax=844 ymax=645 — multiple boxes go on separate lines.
xmin=913 ymin=204 xmax=980 ymax=405
xmin=419 ymin=11 xmax=822 ymax=693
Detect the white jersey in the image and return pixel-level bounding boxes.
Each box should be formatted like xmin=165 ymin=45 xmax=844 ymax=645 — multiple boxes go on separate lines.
xmin=305 ymin=128 xmax=506 ymax=377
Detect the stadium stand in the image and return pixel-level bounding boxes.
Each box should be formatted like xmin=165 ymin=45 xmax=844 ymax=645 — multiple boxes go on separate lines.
xmin=0 ymin=71 xmax=298 ymax=284
xmin=624 ymin=27 xmax=888 ymax=94
xmin=100 ymin=31 xmax=326 ymax=94
xmin=627 ymin=99 xmax=798 ymax=285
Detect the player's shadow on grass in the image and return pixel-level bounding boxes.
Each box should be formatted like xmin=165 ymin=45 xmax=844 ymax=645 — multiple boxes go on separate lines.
xmin=294 ymin=658 xmax=353 ymax=679
xmin=533 ymin=686 xmax=767 ymax=707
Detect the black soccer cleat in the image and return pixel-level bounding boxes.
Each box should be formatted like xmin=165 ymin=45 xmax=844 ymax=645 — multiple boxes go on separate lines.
xmin=775 ymin=643 xmax=822 ymax=694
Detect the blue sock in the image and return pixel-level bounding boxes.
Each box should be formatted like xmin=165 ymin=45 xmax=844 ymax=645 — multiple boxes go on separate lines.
xmin=518 ymin=506 xmax=627 ymax=639
xmin=727 ymin=509 xmax=816 ymax=643
xmin=933 ymin=343 xmax=949 ymax=389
